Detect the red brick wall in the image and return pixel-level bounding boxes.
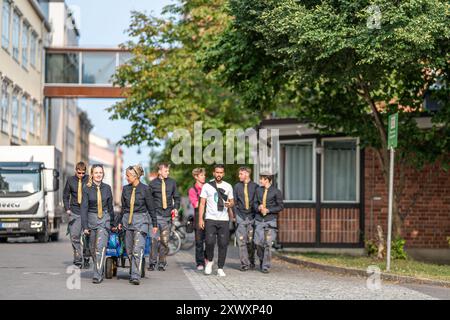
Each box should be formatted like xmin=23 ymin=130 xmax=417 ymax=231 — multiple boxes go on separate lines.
xmin=364 ymin=148 xmax=450 ymax=249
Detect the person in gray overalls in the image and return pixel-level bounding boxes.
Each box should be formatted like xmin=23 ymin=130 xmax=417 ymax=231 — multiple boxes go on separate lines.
xmin=117 ymin=165 xmax=158 ymax=285
xmin=149 ymin=163 xmax=181 ymax=271
xmin=80 ymin=164 xmax=115 ymax=284
xmin=254 ymin=174 xmax=284 ymax=273
xmin=232 ymin=166 xmax=258 ymax=271
xmin=63 ymin=161 xmax=89 ymax=268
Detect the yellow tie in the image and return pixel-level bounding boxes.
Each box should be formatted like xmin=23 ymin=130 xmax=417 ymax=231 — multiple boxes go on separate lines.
xmin=97 ymin=186 xmax=103 ymax=219
xmin=77 ymin=178 xmax=82 ymax=204
xmin=262 ymin=188 xmax=268 ymax=209
xmin=161 ymin=179 xmax=167 ymax=209
xmin=128 ymin=187 xmax=136 ymax=225
xmin=244 ymin=183 xmax=249 ymax=210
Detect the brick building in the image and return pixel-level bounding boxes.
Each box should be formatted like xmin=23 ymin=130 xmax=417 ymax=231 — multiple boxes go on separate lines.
xmin=255 ymin=118 xmax=450 ymax=263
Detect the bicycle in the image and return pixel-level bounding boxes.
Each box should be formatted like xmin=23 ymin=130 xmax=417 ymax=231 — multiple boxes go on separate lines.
xmin=167 ymin=211 xmax=195 ymax=255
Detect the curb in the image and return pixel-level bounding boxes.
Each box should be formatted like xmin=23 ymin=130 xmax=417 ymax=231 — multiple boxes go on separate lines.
xmin=273 ymin=251 xmax=450 ymax=288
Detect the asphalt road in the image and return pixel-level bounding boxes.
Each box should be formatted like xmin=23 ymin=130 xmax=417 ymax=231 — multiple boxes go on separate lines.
xmin=0 ymin=225 xmax=449 ymax=300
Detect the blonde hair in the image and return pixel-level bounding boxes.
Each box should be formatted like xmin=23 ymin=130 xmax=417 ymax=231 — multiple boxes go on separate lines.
xmin=192 ymin=167 xmax=206 ymax=178
xmin=87 ymin=164 xmax=105 ymax=187
xmin=127 ymin=164 xmax=144 ymax=179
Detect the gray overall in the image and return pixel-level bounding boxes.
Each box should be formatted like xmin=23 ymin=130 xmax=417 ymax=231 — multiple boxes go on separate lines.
xmin=123 ymin=211 xmax=150 ymax=280
xmin=254 ymin=219 xmax=277 ymax=270
xmin=150 ymin=216 xmax=171 ymax=266
xmin=235 ymin=214 xmax=255 ymax=268
xmin=87 ymin=211 xmax=111 ymax=281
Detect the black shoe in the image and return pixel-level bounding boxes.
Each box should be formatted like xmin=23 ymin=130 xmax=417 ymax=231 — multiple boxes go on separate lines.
xmin=148 ymin=264 xmax=155 ymax=271
xmin=249 ymin=263 xmax=256 ymax=270
xmin=130 ymin=279 xmax=140 ymax=285
xmin=92 ymin=278 xmax=103 ymax=284
xmin=74 ymin=261 xmax=82 ymax=268
xmin=239 ymin=265 xmax=249 ymax=272
xmin=261 ymin=269 xmax=270 ymax=274
xmin=158 ymin=263 xmax=167 ymax=271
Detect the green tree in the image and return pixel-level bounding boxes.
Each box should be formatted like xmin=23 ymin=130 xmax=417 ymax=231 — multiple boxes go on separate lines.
xmin=109 ymin=0 xmax=265 ymax=190
xmin=203 ymin=0 xmax=450 ymax=236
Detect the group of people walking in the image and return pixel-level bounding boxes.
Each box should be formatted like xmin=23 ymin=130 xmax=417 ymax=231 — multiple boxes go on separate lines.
xmin=189 ymin=165 xmax=284 ymax=276
xmin=63 ymin=162 xmax=283 ymax=285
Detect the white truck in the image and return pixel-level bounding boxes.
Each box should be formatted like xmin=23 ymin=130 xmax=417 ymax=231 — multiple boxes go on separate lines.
xmin=0 ymin=146 xmax=62 ymax=243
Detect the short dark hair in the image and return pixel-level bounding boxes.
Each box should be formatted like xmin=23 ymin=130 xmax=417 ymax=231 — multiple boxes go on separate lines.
xmin=157 ymin=162 xmax=170 ymax=170
xmin=76 ymin=162 xmax=86 ymax=171
xmin=239 ymin=166 xmax=252 ymax=175
xmin=259 ymin=174 xmax=273 ymax=183
xmin=213 ymin=164 xmax=225 ymax=171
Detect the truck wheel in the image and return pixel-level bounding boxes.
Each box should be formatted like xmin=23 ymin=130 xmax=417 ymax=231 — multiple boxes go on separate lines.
xmin=36 ymin=231 xmax=49 ymax=243
xmin=105 ymin=257 xmax=113 ymax=279
xmin=141 ymin=258 xmax=146 ymax=278
xmin=50 ymin=233 xmax=59 ymax=242
xmin=0 ymin=237 xmax=7 ymax=243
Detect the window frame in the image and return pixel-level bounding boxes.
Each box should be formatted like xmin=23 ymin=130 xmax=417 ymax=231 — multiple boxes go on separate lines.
xmin=11 ymin=89 xmax=19 ymax=138
xmin=21 ymin=20 xmax=29 ymax=70
xmin=1 ymin=0 xmax=11 ymax=51
xmin=279 ymin=139 xmax=317 ymax=203
xmin=320 ymin=137 xmax=360 ymax=204
xmin=20 ymin=94 xmax=28 ymax=141
xmin=1 ymin=79 xmax=10 ymax=134
xmin=12 ymin=8 xmax=21 ymax=62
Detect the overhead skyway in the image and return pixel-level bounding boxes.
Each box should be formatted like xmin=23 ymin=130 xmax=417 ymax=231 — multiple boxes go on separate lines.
xmin=44 ymin=47 xmax=131 ymax=98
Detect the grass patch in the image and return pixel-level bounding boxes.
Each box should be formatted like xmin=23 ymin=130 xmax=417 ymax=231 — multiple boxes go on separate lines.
xmin=281 ymin=251 xmax=450 ymax=282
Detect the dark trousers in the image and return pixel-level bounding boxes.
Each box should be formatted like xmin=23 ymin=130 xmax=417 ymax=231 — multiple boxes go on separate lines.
xmin=194 ymin=210 xmax=206 ymax=266
xmin=205 ymin=219 xmax=229 ymax=269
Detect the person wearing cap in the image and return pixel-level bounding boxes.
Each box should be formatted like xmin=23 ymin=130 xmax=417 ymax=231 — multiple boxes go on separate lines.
xmin=63 ymin=161 xmax=90 ymax=268
xmin=254 ymin=174 xmax=284 ymax=273
xmin=117 ymin=165 xmax=158 ymax=285
xmin=80 ymin=164 xmax=115 ymax=284
xmin=149 ymin=163 xmax=181 ymax=271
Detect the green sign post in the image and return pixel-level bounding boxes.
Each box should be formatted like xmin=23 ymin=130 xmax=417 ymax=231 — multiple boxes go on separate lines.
xmin=388 ymin=113 xmax=398 ymax=149
xmin=386 ymin=112 xmax=398 ymax=272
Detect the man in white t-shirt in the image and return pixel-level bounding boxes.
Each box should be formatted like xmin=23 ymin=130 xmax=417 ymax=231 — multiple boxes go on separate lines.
xmin=198 ymin=164 xmax=234 ymax=277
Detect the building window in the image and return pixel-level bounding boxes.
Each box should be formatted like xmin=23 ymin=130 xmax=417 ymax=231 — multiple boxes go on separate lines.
xmin=1 ymin=0 xmax=11 ymax=50
xmin=281 ymin=140 xmax=315 ymax=202
xmin=11 ymin=91 xmax=19 ymax=137
xmin=29 ymin=100 xmax=35 ymax=136
xmin=21 ymin=96 xmax=27 ymax=141
xmin=36 ymin=104 xmax=41 ymax=137
xmin=22 ymin=22 xmax=29 ymax=69
xmin=12 ymin=10 xmax=20 ymax=61
xmin=1 ymin=81 xmax=10 ymax=133
xmin=30 ymin=32 xmax=37 ymax=67
xmin=322 ymin=138 xmax=359 ymax=202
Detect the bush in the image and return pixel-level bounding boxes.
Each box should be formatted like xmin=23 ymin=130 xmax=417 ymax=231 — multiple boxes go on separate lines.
xmin=365 ymin=240 xmax=378 ymax=257
xmin=391 ymin=237 xmax=408 ymax=260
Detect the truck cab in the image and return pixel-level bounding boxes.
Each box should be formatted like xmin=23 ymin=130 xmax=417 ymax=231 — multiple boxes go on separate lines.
xmin=0 ymin=162 xmax=60 ymax=243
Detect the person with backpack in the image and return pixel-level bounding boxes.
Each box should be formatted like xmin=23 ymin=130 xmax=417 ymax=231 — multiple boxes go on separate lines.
xmin=198 ymin=164 xmax=234 ymax=277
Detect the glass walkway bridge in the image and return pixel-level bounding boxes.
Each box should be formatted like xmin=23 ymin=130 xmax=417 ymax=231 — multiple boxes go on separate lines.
xmin=44 ymin=47 xmax=132 ymax=98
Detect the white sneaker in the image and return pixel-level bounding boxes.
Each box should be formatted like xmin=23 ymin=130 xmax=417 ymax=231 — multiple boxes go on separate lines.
xmin=217 ymin=268 xmax=226 ymax=277
xmin=204 ymin=261 xmax=213 ymax=275
xmin=197 ymin=265 xmax=204 ymax=271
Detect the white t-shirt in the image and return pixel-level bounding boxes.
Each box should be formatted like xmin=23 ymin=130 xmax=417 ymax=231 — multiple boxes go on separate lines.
xmin=200 ymin=180 xmax=234 ymax=221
